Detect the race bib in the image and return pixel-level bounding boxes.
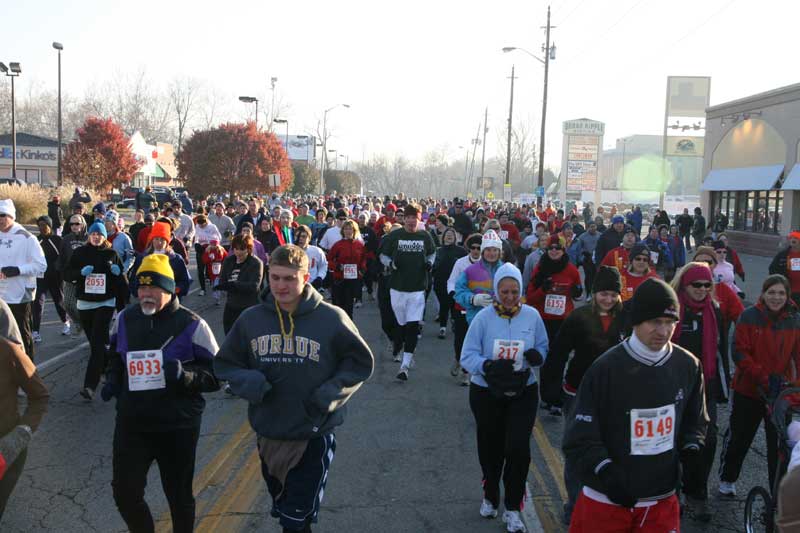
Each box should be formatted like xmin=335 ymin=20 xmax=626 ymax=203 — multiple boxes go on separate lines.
xmin=630 ymin=404 xmax=675 ymax=456
xmin=791 ymin=258 xmax=800 ymax=271
xmin=343 ymin=264 xmax=358 ymax=279
xmin=212 ymin=262 xmax=222 ymax=275
xmin=127 ymin=350 xmax=165 ymax=391
xmin=649 ymin=251 xmax=659 ymax=264
xmin=493 ymin=339 xmax=525 ymax=371
xmin=499 ymin=230 xmax=509 ymax=240
xmin=84 ymin=273 xmax=106 ymax=294
xmin=544 ymin=294 xmax=567 ymax=316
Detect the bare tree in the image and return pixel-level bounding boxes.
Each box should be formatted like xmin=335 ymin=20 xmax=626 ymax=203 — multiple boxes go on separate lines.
xmin=167 ymin=76 xmax=202 ymax=155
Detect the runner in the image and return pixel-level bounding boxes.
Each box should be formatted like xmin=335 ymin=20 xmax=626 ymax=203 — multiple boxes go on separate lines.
xmin=214 ymin=244 xmax=374 ymax=533
xmin=327 ymin=219 xmax=366 ymax=319
xmin=447 ymin=233 xmax=482 ymax=383
xmin=32 ymin=216 xmax=69 ymax=341
xmin=620 ymin=243 xmax=659 ymax=302
xmin=378 ymin=204 xmax=436 ymax=381
xmin=670 ymin=262 xmax=726 ymax=522
xmin=215 ymin=234 xmax=264 ymax=334
xmin=432 ymin=227 xmax=466 ymax=340
xmin=643 ymin=226 xmax=673 ymax=279
xmin=573 ymin=221 xmax=600 ymax=301
xmin=102 ymin=254 xmax=220 ymax=533
xmin=719 ymin=274 xmax=800 ymax=498
xmin=193 ymin=213 xmax=222 ymax=296
xmin=599 ymin=225 xmax=637 ymax=272
xmin=593 ymin=215 xmax=626 ymax=268
xmin=540 ymin=266 xmax=625 ymax=524
xmin=460 ymin=262 xmax=548 ymax=533
xmin=200 ymin=239 xmax=227 ymax=305
xmin=129 ymin=221 xmax=192 ymax=300
xmin=294 ymin=225 xmax=327 ymax=291
xmin=563 ymin=278 xmax=708 ymax=533
xmin=57 ymin=214 xmax=88 ymax=336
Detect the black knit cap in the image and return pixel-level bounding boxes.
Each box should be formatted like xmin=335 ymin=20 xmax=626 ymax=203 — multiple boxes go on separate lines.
xmin=593 ymin=266 xmax=622 ymax=294
xmin=630 ymin=278 xmax=680 ymax=326
xmin=629 ymin=243 xmax=649 ymax=260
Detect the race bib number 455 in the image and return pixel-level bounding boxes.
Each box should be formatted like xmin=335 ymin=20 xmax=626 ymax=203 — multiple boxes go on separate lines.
xmin=630 ymin=404 xmax=675 ymax=456
xmin=127 ymin=350 xmax=165 ymax=391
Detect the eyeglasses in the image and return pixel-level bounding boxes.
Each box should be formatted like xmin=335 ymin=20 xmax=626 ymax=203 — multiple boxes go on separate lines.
xmin=0 ymin=214 xmax=9 ymax=218
xmin=70 ymin=222 xmax=82 ymax=226
xmin=690 ymin=282 xmax=713 ymax=289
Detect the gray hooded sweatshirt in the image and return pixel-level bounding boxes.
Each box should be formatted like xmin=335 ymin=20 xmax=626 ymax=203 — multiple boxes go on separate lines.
xmin=214 ymin=284 xmax=374 ymax=440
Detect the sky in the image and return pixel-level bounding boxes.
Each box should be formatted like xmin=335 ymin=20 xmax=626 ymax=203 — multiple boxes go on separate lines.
xmin=1 ymin=0 xmax=796 ymax=174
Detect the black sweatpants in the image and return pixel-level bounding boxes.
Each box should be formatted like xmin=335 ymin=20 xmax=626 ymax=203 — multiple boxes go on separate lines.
xmin=0 ymin=448 xmax=27 ymax=521
xmin=720 ymin=391 xmax=779 ymax=491
xmin=79 ymin=305 xmax=114 ymax=390
xmin=112 ymin=424 xmax=201 ymax=533
xmin=433 ymin=284 xmax=451 ymax=328
xmin=332 ymin=279 xmax=359 ymax=319
xmin=377 ymin=275 xmax=398 ymax=343
xmin=194 ymin=243 xmax=207 ymax=290
xmin=223 ymin=305 xmax=247 ymax=335
xmin=681 ymin=379 xmax=718 ymax=500
xmin=9 ymin=302 xmax=34 ymax=361
xmin=469 ymin=382 xmax=539 ymax=511
xmin=581 ymin=253 xmax=596 ymax=294
xmin=261 ymin=434 xmax=336 ymax=532
xmin=452 ymin=308 xmax=468 ymax=365
xmin=32 ymin=273 xmax=67 ymax=331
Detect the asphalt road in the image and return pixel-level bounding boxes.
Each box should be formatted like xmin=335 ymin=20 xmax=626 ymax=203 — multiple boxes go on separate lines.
xmin=2 ymin=252 xmax=775 ymax=533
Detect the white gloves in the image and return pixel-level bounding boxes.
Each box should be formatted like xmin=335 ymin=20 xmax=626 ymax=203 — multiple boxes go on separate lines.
xmin=472 ymin=293 xmax=493 ymax=307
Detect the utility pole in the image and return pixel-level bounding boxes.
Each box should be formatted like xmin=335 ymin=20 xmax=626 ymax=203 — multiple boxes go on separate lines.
xmin=505 ymin=65 xmax=516 ymax=189
xmin=537 ymin=5 xmax=553 ymax=210
xmin=480 ymin=106 xmax=488 ymax=198
xmin=468 ymin=121 xmax=481 ymax=193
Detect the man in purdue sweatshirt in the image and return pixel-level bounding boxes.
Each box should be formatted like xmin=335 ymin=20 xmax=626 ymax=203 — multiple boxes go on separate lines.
xmin=215 ymin=244 xmax=374 ymax=533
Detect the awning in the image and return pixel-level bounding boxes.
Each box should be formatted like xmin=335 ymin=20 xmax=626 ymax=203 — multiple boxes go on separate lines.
xmin=151 ymin=163 xmax=165 ymax=179
xmin=700 ymin=164 xmax=783 ymax=191
xmin=781 ymin=163 xmax=800 ymax=190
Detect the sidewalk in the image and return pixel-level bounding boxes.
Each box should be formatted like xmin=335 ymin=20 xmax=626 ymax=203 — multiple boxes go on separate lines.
xmin=732 ymin=252 xmax=772 ymax=304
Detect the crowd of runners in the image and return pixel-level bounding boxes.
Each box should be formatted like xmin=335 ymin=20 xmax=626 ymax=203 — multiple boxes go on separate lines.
xmin=2 ymin=186 xmax=800 ymax=532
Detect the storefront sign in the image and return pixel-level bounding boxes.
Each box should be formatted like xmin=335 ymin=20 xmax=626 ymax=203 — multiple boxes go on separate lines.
xmin=563 ymin=119 xmax=605 ymax=136
xmin=0 ymin=146 xmax=58 ymax=166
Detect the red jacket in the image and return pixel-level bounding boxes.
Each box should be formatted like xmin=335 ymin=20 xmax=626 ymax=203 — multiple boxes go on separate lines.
xmin=499 ymin=223 xmax=521 ymax=247
xmin=728 ymin=246 xmax=745 ymax=279
xmin=526 ymin=262 xmax=582 ymax=321
xmin=201 ymin=246 xmax=228 ymax=281
xmin=600 ymin=246 xmax=631 ymax=271
xmin=374 ymin=215 xmax=395 ymax=238
xmin=715 ymin=281 xmax=745 ymax=325
xmin=327 ymin=238 xmax=367 ymax=281
xmin=732 ymin=303 xmax=800 ymax=400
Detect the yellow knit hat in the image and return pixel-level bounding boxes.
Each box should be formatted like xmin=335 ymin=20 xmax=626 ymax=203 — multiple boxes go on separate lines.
xmin=136 ymin=253 xmax=176 ymax=294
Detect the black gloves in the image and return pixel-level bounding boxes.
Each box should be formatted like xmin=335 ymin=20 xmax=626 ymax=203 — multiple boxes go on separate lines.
xmin=483 ymin=358 xmax=514 ymax=376
xmin=100 ymin=382 xmax=119 ymax=402
xmin=163 ymin=360 xmax=184 ymax=384
xmin=1 ymin=266 xmax=20 ymax=278
xmin=215 ymin=281 xmax=232 ymax=292
xmin=523 ymin=349 xmax=544 ymax=367
xmin=597 ymin=462 xmax=636 ymax=508
xmin=571 ymin=285 xmax=583 ymax=299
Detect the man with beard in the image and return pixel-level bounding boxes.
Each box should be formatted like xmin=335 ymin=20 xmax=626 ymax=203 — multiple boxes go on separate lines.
xmin=101 ymin=254 xmax=220 ymax=533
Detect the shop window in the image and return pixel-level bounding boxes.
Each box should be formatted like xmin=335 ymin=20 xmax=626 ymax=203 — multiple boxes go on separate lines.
xmin=713 ymin=189 xmax=781 ymax=234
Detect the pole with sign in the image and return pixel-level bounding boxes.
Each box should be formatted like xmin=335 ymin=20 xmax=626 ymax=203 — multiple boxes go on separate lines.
xmin=269 ymin=173 xmax=281 ymax=188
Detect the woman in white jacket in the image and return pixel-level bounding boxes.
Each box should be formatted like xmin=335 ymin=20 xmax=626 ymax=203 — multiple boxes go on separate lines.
xmin=193 ymin=215 xmax=221 ymax=295
xmin=295 ymin=225 xmax=328 ymax=290
xmin=460 ymin=262 xmax=549 ymax=533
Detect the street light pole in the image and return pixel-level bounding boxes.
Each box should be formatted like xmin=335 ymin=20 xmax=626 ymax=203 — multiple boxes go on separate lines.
xmin=238 ymin=96 xmax=259 ymax=128
xmin=0 ymin=62 xmax=21 ymax=181
xmin=53 ymin=42 xmax=63 ymax=186
xmin=505 ymin=65 xmax=515 ymax=189
xmin=538 ymin=5 xmax=553 ymax=211
xmin=273 ymin=118 xmax=290 ymax=157
xmin=319 ymin=103 xmax=350 ymax=195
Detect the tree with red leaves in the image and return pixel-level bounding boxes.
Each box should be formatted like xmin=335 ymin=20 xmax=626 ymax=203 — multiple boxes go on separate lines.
xmin=62 ymin=117 xmax=139 ymax=191
xmin=178 ymin=122 xmax=293 ymax=199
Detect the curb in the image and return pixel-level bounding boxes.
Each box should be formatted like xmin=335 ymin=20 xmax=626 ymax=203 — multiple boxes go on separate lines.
xmin=522 ymin=481 xmax=546 ymax=533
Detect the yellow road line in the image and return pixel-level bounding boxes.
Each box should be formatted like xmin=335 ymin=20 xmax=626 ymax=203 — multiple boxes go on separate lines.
xmin=195 ymin=449 xmax=261 ymax=533
xmin=154 ymin=419 xmax=252 ymax=533
xmin=532 ymin=421 xmax=568 ymax=501
xmin=528 ymin=460 xmax=561 ymax=532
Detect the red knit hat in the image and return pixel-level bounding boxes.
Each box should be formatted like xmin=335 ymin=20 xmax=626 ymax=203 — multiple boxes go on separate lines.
xmin=147 ymin=221 xmax=172 ymax=244
xmin=548 ymin=234 xmax=562 ymax=248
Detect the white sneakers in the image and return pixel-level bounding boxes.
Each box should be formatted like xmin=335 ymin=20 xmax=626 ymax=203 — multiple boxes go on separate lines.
xmin=502 ymin=510 xmax=527 ymax=532
xmin=438 ymin=327 xmax=446 ymax=339
xmin=718 ymin=481 xmax=737 ymax=497
xmin=198 ymin=290 xmax=206 ymax=296
xmin=32 ymin=331 xmax=42 ymax=343
xmin=479 ymin=499 xmax=498 ymax=518
xmin=61 ymin=321 xmax=71 ymax=336
xmin=461 ymin=372 xmax=470 ymax=386
xmin=396 ymin=367 xmax=409 ymax=381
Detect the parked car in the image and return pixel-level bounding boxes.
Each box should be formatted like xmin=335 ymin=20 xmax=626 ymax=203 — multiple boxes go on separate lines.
xmin=0 ymin=177 xmax=25 ymax=186
xmin=118 ymin=198 xmax=136 ymax=209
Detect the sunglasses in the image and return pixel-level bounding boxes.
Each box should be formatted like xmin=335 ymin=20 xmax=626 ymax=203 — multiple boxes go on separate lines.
xmin=70 ymin=222 xmax=82 ymax=226
xmin=0 ymin=214 xmax=10 ymax=218
xmin=633 ymin=256 xmax=649 ymax=262
xmin=690 ymin=282 xmax=713 ymax=289
xmin=548 ymin=245 xmax=563 ymax=251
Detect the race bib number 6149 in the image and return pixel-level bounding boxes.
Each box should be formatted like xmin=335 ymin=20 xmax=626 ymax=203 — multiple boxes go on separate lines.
xmin=630 ymin=404 xmax=675 ymax=456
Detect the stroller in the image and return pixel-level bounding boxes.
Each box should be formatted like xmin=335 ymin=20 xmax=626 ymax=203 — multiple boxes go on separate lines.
xmin=744 ymin=383 xmax=800 ymax=533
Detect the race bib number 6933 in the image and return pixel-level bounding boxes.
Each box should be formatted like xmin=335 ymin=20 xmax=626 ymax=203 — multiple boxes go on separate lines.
xmin=127 ymin=350 xmax=166 ymax=391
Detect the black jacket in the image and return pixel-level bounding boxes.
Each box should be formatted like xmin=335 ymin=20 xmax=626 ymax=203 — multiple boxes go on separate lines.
xmin=47 ymin=201 xmax=63 ymax=229
xmin=675 ymin=213 xmax=693 ymax=234
xmin=540 ymin=305 xmax=625 ymax=405
xmin=563 ymin=340 xmax=708 ymax=502
xmin=37 ymin=234 xmax=62 ymax=275
xmin=64 ymin=243 xmax=124 ymax=302
xmin=769 ymin=248 xmax=791 ymax=284
xmin=432 ymin=244 xmax=467 ymax=290
xmin=218 ymin=254 xmax=264 ymax=310
xmin=107 ymin=296 xmax=220 ymax=431
xmin=594 ymin=228 xmax=624 ymax=266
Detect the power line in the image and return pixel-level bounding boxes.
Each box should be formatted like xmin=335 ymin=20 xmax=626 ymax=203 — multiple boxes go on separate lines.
xmin=556 ymin=0 xmax=589 ymax=26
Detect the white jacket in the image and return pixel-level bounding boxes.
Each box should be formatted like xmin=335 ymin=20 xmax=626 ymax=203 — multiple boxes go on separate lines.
xmin=173 ymin=213 xmax=196 ymax=245
xmin=195 ymin=223 xmax=222 ymax=246
xmin=305 ymin=245 xmax=328 ymax=283
xmin=0 ymin=223 xmax=47 ymax=303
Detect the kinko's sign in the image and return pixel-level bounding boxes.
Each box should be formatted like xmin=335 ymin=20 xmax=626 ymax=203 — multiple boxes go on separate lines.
xmin=0 ymin=146 xmax=58 ymax=166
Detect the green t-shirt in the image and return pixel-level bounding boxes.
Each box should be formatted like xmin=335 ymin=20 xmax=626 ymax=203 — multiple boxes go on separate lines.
xmin=295 ymin=214 xmax=315 ymax=227
xmin=379 ymin=229 xmax=436 ymax=292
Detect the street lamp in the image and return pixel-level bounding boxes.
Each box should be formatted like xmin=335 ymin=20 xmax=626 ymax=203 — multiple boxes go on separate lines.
xmin=296 ymin=135 xmax=310 ymax=163
xmin=273 ymin=118 xmax=289 ymax=159
xmin=238 ymin=96 xmax=259 ymax=128
xmin=0 ymin=61 xmax=21 ymax=181
xmin=320 ymin=103 xmax=350 ymax=195
xmin=339 ymin=153 xmax=349 ymax=172
xmin=53 ymin=42 xmax=63 ymax=186
xmin=269 ymin=77 xmax=278 ymax=130
xmin=504 ymin=7 xmax=556 ymax=210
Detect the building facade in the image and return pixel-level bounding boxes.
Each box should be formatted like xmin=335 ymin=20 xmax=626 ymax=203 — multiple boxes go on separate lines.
xmin=0 ymin=133 xmax=60 ymax=185
xmin=701 ymin=83 xmax=800 ymax=255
